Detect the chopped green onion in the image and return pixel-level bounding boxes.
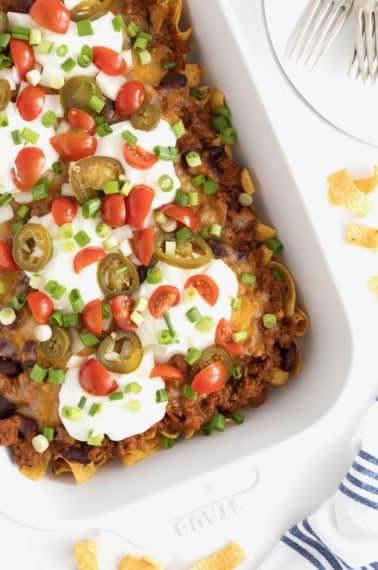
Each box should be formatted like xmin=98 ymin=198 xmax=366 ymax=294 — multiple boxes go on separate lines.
xmin=11 ymin=221 xmax=24 ymax=234
xmin=157 ymin=330 xmax=178 ymax=345
xmin=0 ymin=111 xmax=8 ymax=127
xmin=102 ymin=302 xmax=111 ymax=319
xmin=220 ymin=127 xmax=238 ymax=145
xmin=138 ymin=31 xmax=153 ymax=42
xmin=162 ymin=61 xmax=176 ymax=69
xmin=56 ymin=44 xmax=68 ymax=57
xmin=203 ymin=179 xmax=217 ymax=195
xmin=61 ymin=57 xmax=77 ymax=73
xmin=126 ymin=400 xmax=141 ymax=412
xmin=146 ymin=267 xmax=162 ymax=284
xmin=163 ymin=312 xmax=177 ymax=339
xmin=30 ymin=363 xmax=48 ymax=383
xmin=31 ymin=183 xmax=49 ymax=201
xmin=154 ymin=145 xmax=179 ymax=161
xmin=209 ymin=223 xmax=222 ymax=238
xmin=191 ymin=174 xmax=206 ymax=186
xmin=200 ymin=226 xmax=209 ymax=240
xmin=231 ymin=330 xmax=247 ymax=343
xmin=171 ymin=119 xmax=186 ymax=138
xmin=0 ymin=193 xmax=12 ymax=207
xmin=82 ymin=197 xmax=101 ymax=218
xmin=74 ymin=230 xmax=91 ymax=247
xmin=186 ymin=306 xmax=202 ymax=323
xmin=155 ymin=388 xmax=169 ymax=403
xmin=78 ymin=396 xmax=87 ymax=409
xmin=176 ymin=226 xmax=192 ymax=244
xmin=96 ymin=123 xmax=113 ymax=137
xmin=189 ymin=87 xmax=204 ymax=100
xmin=216 ymin=105 xmax=231 ymax=118
xmin=49 ymin=309 xmax=64 ymax=327
xmin=262 ymin=313 xmax=277 ymax=329
xmin=211 ymin=115 xmax=229 ymax=133
xmin=241 ymin=272 xmax=256 ymax=286
xmin=239 ymin=192 xmax=253 ymax=207
xmin=88 ymin=402 xmax=102 ymax=416
xmin=201 ymin=421 xmax=212 ymax=436
xmin=41 ymin=110 xmax=57 ymax=128
xmin=182 ymin=384 xmax=198 ymax=400
xmin=0 ymin=281 xmax=5 ymax=295
xmin=11 ymin=25 xmax=30 ymax=41
xmin=96 ymin=222 xmax=111 ymax=238
xmin=11 ymin=129 xmax=22 ymax=145
xmin=126 ymin=20 xmax=139 ymax=38
xmin=232 ymin=411 xmax=244 ymax=425
xmin=174 ymin=188 xmax=189 ymax=206
xmin=10 ymin=291 xmax=26 ymax=310
xmin=29 ymin=28 xmax=42 ymax=45
xmin=0 ymin=307 xmax=16 ymax=325
xmin=188 ymin=191 xmax=199 ymax=206
xmin=231 ymin=297 xmax=242 ymax=310
xmin=69 ymin=288 xmax=84 ymax=312
xmin=210 ymin=412 xmax=226 ymax=432
xmin=21 ymin=127 xmax=39 ymax=144
xmin=185 ymin=151 xmax=202 ymax=168
xmin=265 ymin=237 xmax=283 ymax=254
xmin=77 ymin=44 xmax=93 ymax=67
xmin=61 ymin=406 xmax=82 ymax=420
xmin=184 ymin=347 xmax=202 ymax=366
xmin=0 ymin=55 xmax=11 ymax=69
xmin=76 ymin=19 xmax=93 ymax=36
xmin=87 ymin=431 xmax=104 ymax=446
xmin=102 ymin=180 xmax=119 ymax=194
xmin=45 ymin=279 xmax=67 ymax=300
xmin=138 ymin=49 xmax=151 ymax=65
xmin=62 ymin=240 xmax=76 ymax=253
xmin=195 ymin=316 xmax=215 ymax=333
xmin=62 ymin=313 xmax=81 ymax=328
xmin=89 ymin=94 xmax=105 ymax=113
xmin=133 ymin=36 xmax=148 ymax=51
xmin=125 ymin=382 xmax=142 ymax=394
xmin=80 ymin=331 xmax=100 ymax=346
xmin=42 ymin=426 xmax=55 ymax=441
xmin=112 ymin=14 xmax=125 ymax=31
xmin=121 ymin=129 xmax=138 ymax=145
xmin=48 ymin=367 xmax=66 ymax=384
xmin=0 ymin=32 xmax=10 ymax=48
xmin=160 ymin=435 xmax=174 ymax=449
xmin=158 ymin=174 xmax=174 ymax=192
xmin=108 ymin=391 xmax=124 ymax=401
xmin=16 ymin=204 xmax=29 ymax=218
xmin=271 ymin=269 xmax=283 ymax=280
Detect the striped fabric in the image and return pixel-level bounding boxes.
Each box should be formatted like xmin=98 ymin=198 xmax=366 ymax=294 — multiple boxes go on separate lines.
xmin=258 ymin=397 xmax=378 ymax=570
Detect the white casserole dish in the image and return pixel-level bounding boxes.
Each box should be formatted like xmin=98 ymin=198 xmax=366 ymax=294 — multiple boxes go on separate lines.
xmin=0 ymin=0 xmax=352 ymax=530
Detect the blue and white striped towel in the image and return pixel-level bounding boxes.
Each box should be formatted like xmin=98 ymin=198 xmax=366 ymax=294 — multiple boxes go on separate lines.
xmin=258 ymin=397 xmax=378 ymax=570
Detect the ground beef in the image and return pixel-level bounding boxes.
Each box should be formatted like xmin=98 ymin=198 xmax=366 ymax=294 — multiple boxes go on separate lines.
xmin=0 ymin=415 xmax=22 ymax=445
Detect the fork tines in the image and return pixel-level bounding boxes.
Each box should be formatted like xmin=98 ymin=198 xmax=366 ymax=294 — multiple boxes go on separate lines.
xmin=349 ymin=1 xmax=378 ymax=84
xmin=288 ymin=0 xmax=353 ymax=69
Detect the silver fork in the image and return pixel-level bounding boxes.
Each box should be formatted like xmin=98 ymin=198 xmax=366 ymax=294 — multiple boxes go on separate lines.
xmin=349 ymin=0 xmax=378 ymax=83
xmin=288 ymin=0 xmax=354 ymax=68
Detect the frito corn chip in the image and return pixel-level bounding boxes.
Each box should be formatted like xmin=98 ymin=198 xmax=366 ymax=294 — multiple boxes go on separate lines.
xmin=240 ymin=168 xmax=256 ymax=194
xmin=368 ymin=276 xmax=378 ymax=293
xmin=345 ymin=222 xmax=378 ymax=250
xmin=117 ymin=553 xmax=163 ymax=570
xmin=20 ymin=451 xmax=51 ymax=481
xmin=189 ymin=541 xmax=245 ymax=570
xmin=327 ymin=169 xmax=373 ymax=217
xmin=353 ymin=165 xmax=378 ymax=194
xmin=74 ymin=540 xmax=98 ymax=570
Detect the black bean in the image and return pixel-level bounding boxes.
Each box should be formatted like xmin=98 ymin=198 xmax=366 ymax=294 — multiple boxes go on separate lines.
xmin=0 ymin=339 xmax=14 ymax=359
xmin=159 ymin=72 xmax=187 ymax=88
xmin=0 ymin=359 xmax=21 ymax=377
xmin=18 ymin=0 xmax=34 ymax=12
xmin=20 ymin=340 xmax=37 ymax=371
xmin=62 ymin=447 xmax=91 ymax=465
xmin=208 ymin=239 xmax=233 ymax=259
xmin=280 ymin=342 xmax=297 ymax=372
xmin=203 ymin=146 xmax=225 ymax=171
xmin=18 ymin=415 xmax=38 ymax=437
xmin=0 ymin=396 xmax=15 ymax=419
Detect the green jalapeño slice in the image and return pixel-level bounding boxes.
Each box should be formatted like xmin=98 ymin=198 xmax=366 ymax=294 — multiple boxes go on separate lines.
xmin=13 ymin=223 xmax=53 ymax=271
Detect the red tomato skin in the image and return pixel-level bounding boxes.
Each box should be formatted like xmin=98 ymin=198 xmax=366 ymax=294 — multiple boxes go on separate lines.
xmin=115 ymin=81 xmax=145 ymax=116
xmin=160 ymin=204 xmax=198 ymax=231
xmin=215 ymin=318 xmax=244 ymax=356
xmin=11 ymin=147 xmax=46 ymax=191
xmin=125 ymin=184 xmax=154 ymax=228
xmin=79 ymin=358 xmax=118 ymax=396
xmin=27 ymin=291 xmax=54 ymax=324
xmin=82 ymin=299 xmax=103 ymax=336
xmin=191 ymin=361 xmax=226 ymax=394
xmin=0 ymin=240 xmax=19 ymax=272
xmin=184 ymin=274 xmax=219 ymax=306
xmin=111 ymin=295 xmax=136 ymax=331
xmin=67 ymin=108 xmax=96 ymax=135
xmin=16 ymin=86 xmax=45 ymax=121
xmin=132 ymin=227 xmax=154 ymax=266
xmin=100 ymin=194 xmax=126 ymax=228
xmin=92 ymin=46 xmax=127 ymax=76
xmin=50 ymin=132 xmax=97 ymax=161
xmin=29 ymin=0 xmax=70 ymax=34
xmin=149 ymin=364 xmax=184 ymax=382
xmin=148 ymin=285 xmax=180 ymax=318
xmin=10 ymin=39 xmax=35 ymax=80
xmin=123 ymin=143 xmax=158 ymax=170
xmin=73 ymin=247 xmax=106 ymax=274
xmin=51 ymin=197 xmax=78 ymax=226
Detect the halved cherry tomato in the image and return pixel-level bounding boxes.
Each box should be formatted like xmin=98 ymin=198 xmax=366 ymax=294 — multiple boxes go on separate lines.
xmin=82 ymin=299 xmax=103 ymax=336
xmin=115 ymin=80 xmax=145 ymax=117
xmin=67 ymin=108 xmax=96 ymax=135
xmin=132 ymin=226 xmax=154 ymax=266
xmin=50 ymin=132 xmax=97 ymax=161
xmin=160 ymin=203 xmax=198 ymax=230
xmin=27 ymin=291 xmax=54 ymax=324
xmin=30 ymin=0 xmax=70 ymax=34
xmin=73 ymin=246 xmax=106 ymax=274
xmin=125 ymin=184 xmax=154 ymax=228
xmin=215 ymin=318 xmax=244 ymax=356
xmin=111 ymin=295 xmax=136 ymax=331
xmin=191 ymin=360 xmax=226 ymax=394
xmin=16 ymin=85 xmax=45 ymax=121
xmin=148 ymin=285 xmax=180 ymax=318
xmin=100 ymin=194 xmax=126 ymax=228
xmin=11 ymin=147 xmax=46 ymax=191
xmin=9 ymin=39 xmax=35 ymax=80
xmin=0 ymin=240 xmax=19 ymax=272
xmin=51 ymin=197 xmax=78 ymax=226
xmin=123 ymin=143 xmax=158 ymax=170
xmin=92 ymin=46 xmax=127 ymax=76
xmin=149 ymin=364 xmax=184 ymax=382
xmin=79 ymin=358 xmax=118 ymax=396
xmin=184 ymin=274 xmax=219 ymax=306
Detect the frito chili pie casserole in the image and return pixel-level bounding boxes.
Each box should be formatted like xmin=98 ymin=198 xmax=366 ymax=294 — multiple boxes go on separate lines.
xmin=0 ymin=0 xmax=309 ymax=482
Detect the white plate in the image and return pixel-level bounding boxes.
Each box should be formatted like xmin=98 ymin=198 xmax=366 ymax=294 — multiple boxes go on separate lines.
xmin=264 ymin=0 xmax=378 ymax=147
